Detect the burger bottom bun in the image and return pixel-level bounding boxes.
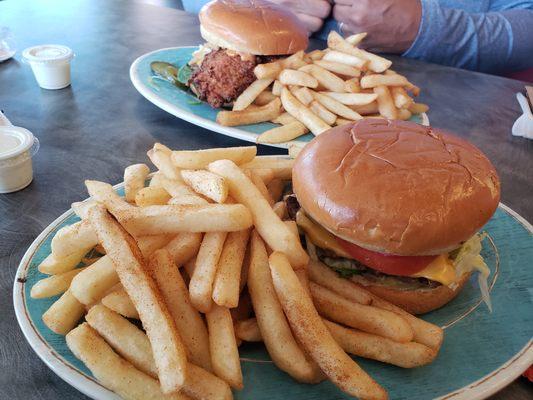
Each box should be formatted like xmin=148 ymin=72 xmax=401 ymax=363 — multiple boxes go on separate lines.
xmin=350 ymin=272 xmax=472 ymax=315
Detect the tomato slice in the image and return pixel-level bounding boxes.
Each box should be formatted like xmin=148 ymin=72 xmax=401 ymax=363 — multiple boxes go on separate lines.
xmin=336 ymin=238 xmax=437 ymax=276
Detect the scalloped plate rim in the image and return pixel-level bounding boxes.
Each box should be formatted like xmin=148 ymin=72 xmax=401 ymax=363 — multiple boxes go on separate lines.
xmin=13 ymin=180 xmax=533 ymax=400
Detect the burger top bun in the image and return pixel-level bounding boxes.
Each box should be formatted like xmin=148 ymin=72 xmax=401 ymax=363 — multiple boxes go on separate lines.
xmin=199 ymin=0 xmax=308 ymax=56
xmin=293 ymin=119 xmax=500 ymax=256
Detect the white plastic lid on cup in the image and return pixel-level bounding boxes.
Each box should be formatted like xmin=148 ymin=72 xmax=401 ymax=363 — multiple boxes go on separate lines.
xmin=0 ymin=126 xmax=40 ymax=193
xmin=22 ymin=44 xmax=74 ymax=90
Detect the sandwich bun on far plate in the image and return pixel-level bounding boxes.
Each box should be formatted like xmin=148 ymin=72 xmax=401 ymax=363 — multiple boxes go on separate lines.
xmin=291 ymin=119 xmax=501 ymax=314
xmin=188 ymin=0 xmax=308 ymax=108
xmin=199 ymin=0 xmax=309 ymax=56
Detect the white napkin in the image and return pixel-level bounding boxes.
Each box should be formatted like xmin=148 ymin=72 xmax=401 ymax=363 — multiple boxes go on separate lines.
xmin=512 ymin=92 xmax=533 ymax=139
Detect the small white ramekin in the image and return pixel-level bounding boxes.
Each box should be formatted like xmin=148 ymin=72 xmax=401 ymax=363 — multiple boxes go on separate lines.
xmin=0 ymin=126 xmax=40 ymax=193
xmin=22 ymin=45 xmax=74 ymax=90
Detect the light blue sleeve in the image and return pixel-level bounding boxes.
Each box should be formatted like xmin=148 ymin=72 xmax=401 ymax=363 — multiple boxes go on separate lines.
xmin=403 ymin=0 xmax=533 ymax=73
xmin=182 ymin=0 xmax=211 ymax=14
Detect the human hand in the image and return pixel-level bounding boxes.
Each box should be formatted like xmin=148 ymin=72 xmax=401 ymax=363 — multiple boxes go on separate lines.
xmin=269 ymin=0 xmax=332 ymax=35
xmin=333 ymin=0 xmax=422 ymax=53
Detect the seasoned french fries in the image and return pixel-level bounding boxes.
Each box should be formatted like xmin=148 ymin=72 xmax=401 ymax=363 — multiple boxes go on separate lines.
xmin=31 ymin=267 xmax=85 ymax=299
xmin=280 ymin=87 xmax=330 ymax=136
xmin=70 ymin=255 xmax=119 ymax=304
xmin=234 ymin=317 xmax=262 ymax=342
xmin=181 ymin=169 xmax=228 ymax=203
xmin=208 ymin=160 xmax=308 ymax=268
xmin=124 ymin=163 xmax=150 ymax=202
xmin=115 ymin=204 xmax=253 ymax=236
xmin=171 ymin=146 xmax=256 ymax=169
xmin=257 ymin=121 xmax=308 ymax=144
xmin=88 ymin=205 xmax=188 ymax=393
xmin=233 ymin=78 xmax=274 ymax=111
xmin=101 ymin=287 xmax=139 ymax=319
xmin=135 ymin=186 xmax=171 ymax=207
xmin=269 ymin=252 xmax=387 ymax=400
xmin=279 ymin=69 xmax=318 ymax=88
xmin=42 ymin=290 xmax=86 ymax=335
xmin=217 ymin=98 xmax=281 ymax=126
xmin=374 ymin=85 xmax=398 ymax=119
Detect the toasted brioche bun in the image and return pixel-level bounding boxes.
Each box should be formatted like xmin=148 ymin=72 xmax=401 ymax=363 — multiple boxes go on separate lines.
xmin=199 ymin=0 xmax=308 ymax=55
xmin=351 ymin=272 xmax=472 ymax=315
xmin=293 ymin=119 xmax=500 ymax=256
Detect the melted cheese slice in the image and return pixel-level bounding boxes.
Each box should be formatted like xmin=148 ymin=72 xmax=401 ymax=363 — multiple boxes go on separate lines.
xmin=296 ymin=210 xmax=460 ymax=286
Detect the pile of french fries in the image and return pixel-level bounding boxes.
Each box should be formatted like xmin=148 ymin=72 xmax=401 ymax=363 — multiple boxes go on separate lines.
xmin=32 ymin=143 xmax=443 ymax=400
xmin=216 ymin=31 xmax=429 ymax=145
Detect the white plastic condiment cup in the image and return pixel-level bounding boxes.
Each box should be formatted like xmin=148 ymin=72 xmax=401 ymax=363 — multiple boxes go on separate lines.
xmin=0 ymin=125 xmax=40 ymax=193
xmin=22 ymin=44 xmax=73 ymax=89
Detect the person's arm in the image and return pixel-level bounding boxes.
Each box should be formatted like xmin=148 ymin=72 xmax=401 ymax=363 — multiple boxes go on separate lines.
xmin=404 ymin=0 xmax=533 ymax=73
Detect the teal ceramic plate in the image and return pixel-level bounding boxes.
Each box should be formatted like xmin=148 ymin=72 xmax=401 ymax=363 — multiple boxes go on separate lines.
xmin=129 ymin=47 xmax=429 ymax=149
xmin=13 ymin=179 xmax=533 ymax=400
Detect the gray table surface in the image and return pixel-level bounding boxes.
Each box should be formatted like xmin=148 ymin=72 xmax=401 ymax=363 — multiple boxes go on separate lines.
xmin=0 ymin=0 xmax=531 ymax=399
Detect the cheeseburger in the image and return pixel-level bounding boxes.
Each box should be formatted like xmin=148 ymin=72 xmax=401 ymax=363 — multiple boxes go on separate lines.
xmin=291 ymin=119 xmax=500 ymax=314
xmin=187 ymin=0 xmax=308 ymax=108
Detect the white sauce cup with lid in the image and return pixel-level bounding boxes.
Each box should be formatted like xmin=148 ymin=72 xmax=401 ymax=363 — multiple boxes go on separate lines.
xmin=0 ymin=126 xmax=40 ymax=193
xmin=22 ymin=44 xmax=73 ymax=89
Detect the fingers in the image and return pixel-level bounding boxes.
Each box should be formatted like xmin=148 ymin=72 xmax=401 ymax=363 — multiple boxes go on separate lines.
xmin=297 ymin=13 xmax=326 ymax=34
xmin=270 ymin=0 xmax=331 ymax=20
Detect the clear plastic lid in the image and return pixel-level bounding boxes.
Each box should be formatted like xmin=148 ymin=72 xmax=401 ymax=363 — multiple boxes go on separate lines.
xmin=0 ymin=126 xmax=39 ymax=165
xmin=22 ymin=44 xmax=73 ymax=64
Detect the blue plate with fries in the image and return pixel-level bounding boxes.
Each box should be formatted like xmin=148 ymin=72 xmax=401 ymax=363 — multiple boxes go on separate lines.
xmin=129 ymin=47 xmax=429 ymax=149
xmin=13 ymin=173 xmax=533 ymax=400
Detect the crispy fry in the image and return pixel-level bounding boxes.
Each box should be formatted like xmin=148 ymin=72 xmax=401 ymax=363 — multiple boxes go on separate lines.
xmin=272 ymin=201 xmax=288 ymax=219
xmin=306 ymin=49 xmax=324 ymax=61
xmin=291 ymin=86 xmax=314 ymax=106
xmin=249 ymin=170 xmax=274 ymax=206
xmin=66 ymin=323 xmax=190 ymax=400
xmin=300 ymin=64 xmax=346 ymax=92
xmin=311 ymin=90 xmax=363 ymax=120
xmin=397 ymin=108 xmax=412 ymax=120
xmin=233 ymin=78 xmax=274 ymax=111
xmin=321 ymin=91 xmax=377 ymax=106
xmin=240 ymin=156 xmax=294 ymax=180
xmin=208 ymin=160 xmax=308 ymax=268
xmin=135 ymin=186 xmax=171 ymax=207
xmin=279 ymin=69 xmax=318 ymax=88
xmin=310 ymin=282 xmax=414 ymax=342
xmin=148 ymin=249 xmax=212 ymax=371
xmin=85 ymin=180 xmax=133 ymax=214
xmin=313 ymin=59 xmax=361 ymax=77
xmin=281 ymin=50 xmax=307 ymax=69
xmin=149 ymin=171 xmax=165 ymax=188
xmin=254 ymin=61 xmax=282 ymax=80
xmin=234 ymin=318 xmax=262 ymax=342
xmin=344 ymin=78 xmax=361 ymax=93
xmin=374 ymin=85 xmax=397 ymax=119
xmin=257 ymin=121 xmax=308 ymax=144
xmin=280 ymin=87 xmax=330 ymax=136
xmin=253 ymin=90 xmax=277 ymax=106
xmin=189 ymin=232 xmax=228 ymax=313
xmin=115 ymin=204 xmax=253 ymax=236
xmin=31 ymin=267 xmax=86 ymax=299
xmin=136 ymin=234 xmax=176 ymax=259
xmin=353 ymin=101 xmax=379 ymax=115
xmin=322 ymin=50 xmax=367 ymax=69
xmin=288 ymin=143 xmax=305 ymax=158
xmin=171 ymin=146 xmax=256 ymax=169
xmin=268 ymin=252 xmax=387 ymax=400
xmin=271 ymin=112 xmax=298 ymax=125
xmin=324 ymin=320 xmax=438 ymax=368
xmin=38 ymin=248 xmax=89 ymax=275
xmin=71 ymin=199 xmax=98 ymax=219
xmin=345 ymin=32 xmax=368 ymax=46
xmin=247 ymin=233 xmax=323 ymax=382
xmin=361 ymin=74 xmax=411 ymax=89
xmin=217 ymin=98 xmax=281 ymax=126
xmin=327 ymin=31 xmax=391 ymax=73
xmin=162 ymin=232 xmax=203 ymax=266
xmin=272 ymin=79 xmax=283 ymax=96
xmin=51 ymin=220 xmax=98 ymax=259
xmin=409 ymin=102 xmax=429 ymax=114
xmin=124 ymin=164 xmax=150 ymax=202
xmin=206 ymin=305 xmax=243 ymax=389
xmin=309 ymin=100 xmax=337 ymax=125
xmin=148 ymin=146 xmax=181 ymax=180
xmin=88 ymin=205 xmax=187 ymax=393
xmin=390 ymin=86 xmax=414 ymax=109
xmin=181 ymin=169 xmax=229 ymax=203
xmin=266 ymin=179 xmax=285 ymax=202
xmin=213 ymin=229 xmax=251 ymax=308
xmin=42 ymin=290 xmax=86 ymax=335
xmin=101 ymin=287 xmax=139 ymax=319
xmin=70 ymin=255 xmax=119 ymax=304
xmin=308 ymin=260 xmax=371 ymax=305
